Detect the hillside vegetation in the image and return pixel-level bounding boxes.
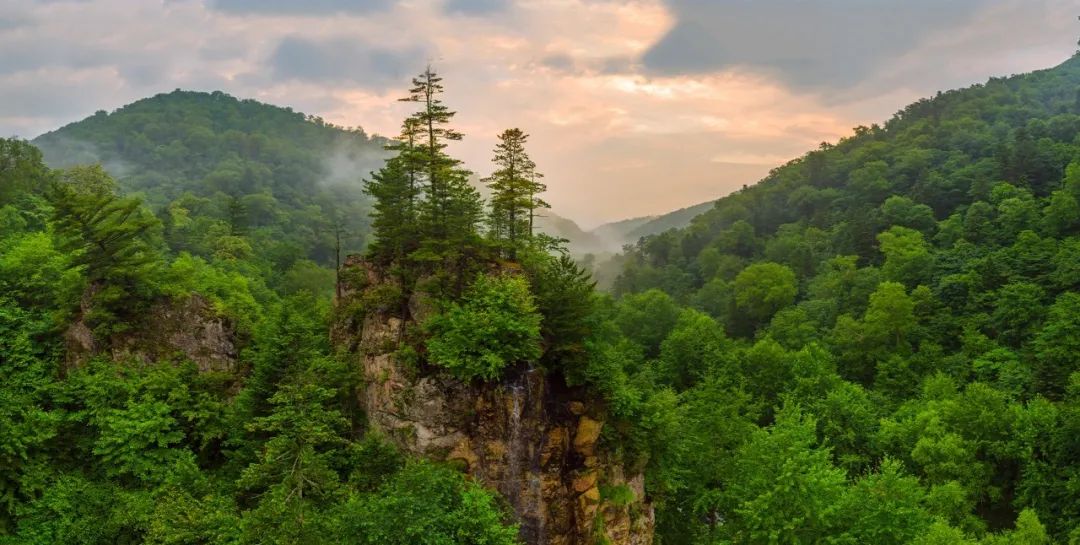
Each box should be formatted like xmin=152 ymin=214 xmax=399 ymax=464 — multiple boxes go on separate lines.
xmin=3 ymin=50 xmax=1080 ymax=545
xmin=33 ymin=90 xmax=390 ymax=295
xmin=602 ymin=54 xmax=1080 ymax=543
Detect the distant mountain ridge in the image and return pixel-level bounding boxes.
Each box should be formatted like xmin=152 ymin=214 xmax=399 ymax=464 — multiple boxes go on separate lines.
xmin=544 ymin=199 xmax=718 ymax=255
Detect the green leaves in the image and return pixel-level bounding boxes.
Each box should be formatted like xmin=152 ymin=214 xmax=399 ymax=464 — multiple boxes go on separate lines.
xmin=238 ymin=380 xmax=348 ymax=543
xmin=44 ymin=165 xmax=164 ymax=334
xmin=733 ymin=262 xmax=798 ymax=326
xmin=425 ymin=274 xmax=542 ymax=381
xmin=92 ymin=396 xmax=184 ymax=482
xmin=725 ymin=408 xmax=847 ymax=544
xmin=340 ymin=461 xmax=519 ymax=545
xmin=47 ymin=165 xmax=162 ymax=283
xmin=485 ymin=128 xmax=547 ymax=257
xmin=878 ymin=226 xmax=933 ymax=287
xmin=1032 ymin=293 xmax=1080 ymax=398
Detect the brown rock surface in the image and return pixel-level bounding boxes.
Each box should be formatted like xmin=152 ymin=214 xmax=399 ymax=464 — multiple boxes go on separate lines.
xmin=334 ymin=257 xmax=654 ymax=545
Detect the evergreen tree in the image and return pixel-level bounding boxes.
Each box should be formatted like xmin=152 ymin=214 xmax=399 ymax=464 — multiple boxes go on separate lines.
xmin=47 ymin=165 xmax=161 ymax=284
xmin=238 ymin=379 xmax=348 ymax=543
xmin=46 ymin=165 xmax=162 ymax=332
xmin=484 ymin=128 xmax=548 ymax=257
xmin=363 ymin=121 xmax=423 ymax=266
xmin=397 ymin=67 xmax=482 ymax=264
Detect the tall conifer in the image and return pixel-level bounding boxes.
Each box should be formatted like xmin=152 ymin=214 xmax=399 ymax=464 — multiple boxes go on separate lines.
xmin=484 ymin=128 xmax=547 ymax=257
xmin=398 ymin=67 xmax=481 ymax=262
xmin=364 ymin=119 xmax=423 ymax=265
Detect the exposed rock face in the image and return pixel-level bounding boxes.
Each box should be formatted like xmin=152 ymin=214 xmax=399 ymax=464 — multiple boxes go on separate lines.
xmin=334 ymin=256 xmax=654 ymax=545
xmin=64 ymin=291 xmax=238 ymax=372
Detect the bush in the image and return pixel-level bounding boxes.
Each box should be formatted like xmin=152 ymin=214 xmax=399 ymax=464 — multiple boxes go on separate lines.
xmin=340 ymin=461 xmax=519 ymax=545
xmin=424 ymin=274 xmax=542 ymax=381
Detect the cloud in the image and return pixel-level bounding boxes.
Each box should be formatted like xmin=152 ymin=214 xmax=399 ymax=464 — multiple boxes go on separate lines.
xmin=269 ymin=36 xmax=427 ymax=87
xmin=206 ymin=0 xmax=396 ymax=15
xmin=444 ymin=0 xmax=508 ymax=16
xmin=0 ymin=12 xmax=32 ymax=31
xmin=642 ymin=0 xmax=994 ymax=90
xmin=0 ymin=66 xmax=122 ymax=138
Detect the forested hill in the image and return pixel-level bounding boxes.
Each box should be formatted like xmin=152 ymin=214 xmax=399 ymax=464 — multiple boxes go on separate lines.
xmin=618 ymin=54 xmax=1080 ymax=297
xmin=603 ymin=53 xmax=1080 ymax=542
xmin=32 ymin=90 xmax=390 ymax=271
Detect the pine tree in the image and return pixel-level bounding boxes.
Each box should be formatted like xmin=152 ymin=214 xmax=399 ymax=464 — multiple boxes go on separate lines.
xmin=47 ymin=166 xmax=161 ymax=284
xmin=364 ymin=120 xmax=423 ymax=266
xmin=397 ymin=67 xmax=482 ymax=264
xmin=484 ymin=128 xmax=548 ymax=258
xmin=46 ymin=165 xmax=162 ymax=331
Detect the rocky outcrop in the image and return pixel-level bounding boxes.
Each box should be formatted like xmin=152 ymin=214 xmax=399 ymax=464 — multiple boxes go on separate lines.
xmin=64 ymin=291 xmax=238 ymax=372
xmin=334 ymin=256 xmax=654 ymax=545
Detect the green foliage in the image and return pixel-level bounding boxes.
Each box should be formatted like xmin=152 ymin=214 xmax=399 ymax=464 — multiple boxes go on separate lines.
xmin=832 ymin=458 xmax=933 ymax=545
xmin=598 ymin=483 xmax=635 ymax=508
xmin=46 ymin=165 xmax=163 ymax=333
xmin=398 ymin=68 xmax=483 ymax=266
xmin=525 ymin=253 xmax=596 ymax=369
xmin=0 ymin=139 xmax=50 ymax=206
xmin=878 ymin=225 xmax=933 ymax=287
xmin=1033 ymin=293 xmax=1080 ymax=399
xmin=364 ymin=146 xmax=420 ymax=266
xmin=339 ymin=461 xmax=519 ymax=545
xmin=657 ymin=309 xmax=730 ymax=390
xmin=238 ymin=379 xmax=348 ymax=543
xmin=6 ymin=46 xmax=1080 ymax=545
xmin=33 ymin=90 xmax=383 ymax=274
xmin=605 ymin=55 xmax=1080 ymax=544
xmin=722 ymin=408 xmax=847 ymax=544
xmin=425 ymin=274 xmax=542 ymax=380
xmin=92 ymin=395 xmax=185 ymax=482
xmin=613 ymin=289 xmax=681 ymax=357
xmin=733 ymin=262 xmax=797 ymax=327
xmin=162 ymin=253 xmax=267 ymax=334
xmin=485 ymin=128 xmax=548 ymax=256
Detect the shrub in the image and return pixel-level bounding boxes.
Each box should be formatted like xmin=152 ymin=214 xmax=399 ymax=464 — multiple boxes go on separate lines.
xmin=424 ymin=274 xmax=542 ymax=381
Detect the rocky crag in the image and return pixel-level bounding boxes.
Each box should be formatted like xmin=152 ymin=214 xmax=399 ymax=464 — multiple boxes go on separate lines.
xmin=64 ymin=289 xmax=238 ymax=372
xmin=333 ymin=256 xmax=654 ymax=545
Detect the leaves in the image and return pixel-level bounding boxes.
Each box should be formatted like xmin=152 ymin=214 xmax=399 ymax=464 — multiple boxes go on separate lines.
xmin=425 ymin=274 xmax=542 ymax=381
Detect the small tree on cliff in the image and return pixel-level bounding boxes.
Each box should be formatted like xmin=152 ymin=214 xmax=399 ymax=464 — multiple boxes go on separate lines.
xmin=397 ymin=67 xmax=482 ymax=265
xmin=46 ymin=165 xmax=162 ymax=332
xmin=364 ymin=119 xmax=423 ymax=266
xmin=484 ymin=128 xmax=548 ymax=258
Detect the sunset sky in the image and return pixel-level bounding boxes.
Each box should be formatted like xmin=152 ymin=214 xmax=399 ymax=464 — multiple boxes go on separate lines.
xmin=1 ymin=0 xmax=1076 ymax=226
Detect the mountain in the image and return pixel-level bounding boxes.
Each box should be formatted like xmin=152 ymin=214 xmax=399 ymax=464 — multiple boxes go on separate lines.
xmin=575 ymin=200 xmax=718 ymax=254
xmin=533 ymin=210 xmax=609 ymax=254
xmin=590 ymin=215 xmax=655 ymax=245
xmin=610 ymin=54 xmax=1080 ymax=541
xmin=616 ymin=199 xmax=716 ymax=244
xmin=8 ymin=52 xmax=1080 ymax=545
xmin=33 ymin=90 xmax=390 ymax=271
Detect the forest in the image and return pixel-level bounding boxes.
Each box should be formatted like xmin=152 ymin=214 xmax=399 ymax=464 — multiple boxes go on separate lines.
xmin=3 ymin=51 xmax=1080 ymax=545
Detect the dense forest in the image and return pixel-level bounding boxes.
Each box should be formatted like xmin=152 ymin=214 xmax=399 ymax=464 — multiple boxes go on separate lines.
xmin=2 ymin=50 xmax=1080 ymax=545
xmin=607 ymin=54 xmax=1080 ymax=543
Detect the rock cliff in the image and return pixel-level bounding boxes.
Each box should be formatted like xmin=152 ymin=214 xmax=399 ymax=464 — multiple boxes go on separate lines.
xmin=333 ymin=256 xmax=654 ymax=545
xmin=64 ymin=289 xmax=238 ymax=372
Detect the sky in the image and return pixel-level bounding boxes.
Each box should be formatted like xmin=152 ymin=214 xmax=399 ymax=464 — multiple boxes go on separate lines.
xmin=1 ymin=0 xmax=1076 ymax=227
